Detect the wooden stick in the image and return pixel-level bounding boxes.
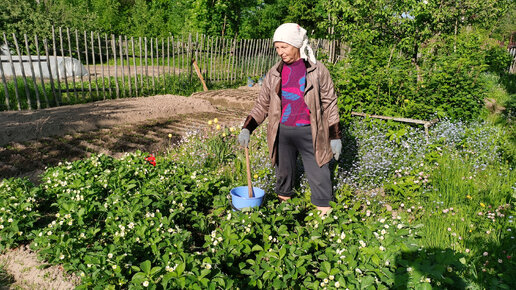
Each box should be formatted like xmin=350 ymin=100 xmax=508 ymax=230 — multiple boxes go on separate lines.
xmin=105 ymin=34 xmax=113 ymax=98
xmin=126 ymin=35 xmax=132 ymax=98
xmin=192 ymin=59 xmax=208 ymax=91
xmin=67 ymin=28 xmax=78 ymax=102
xmin=245 ymin=147 xmax=254 ymax=198
xmin=351 ymin=111 xmax=440 ymax=140
xmin=59 ymin=27 xmax=70 ymax=101
xmin=23 ymin=34 xmax=40 ymax=109
xmin=13 ymin=34 xmax=32 ymax=109
xmin=52 ymin=27 xmax=62 ymax=104
xmin=0 ymin=43 xmax=10 ymax=110
xmin=83 ymin=31 xmax=91 ymax=99
xmin=90 ymin=32 xmax=99 ymax=100
xmin=111 ymin=34 xmax=119 ymax=98
xmin=75 ymin=30 xmax=85 ymax=102
xmin=4 ymin=33 xmax=21 ymax=110
xmin=131 ymin=37 xmax=138 ymax=97
xmin=98 ymin=33 xmax=106 ymax=100
xmin=43 ymin=39 xmax=57 ymax=106
xmin=119 ymin=35 xmax=125 ymax=97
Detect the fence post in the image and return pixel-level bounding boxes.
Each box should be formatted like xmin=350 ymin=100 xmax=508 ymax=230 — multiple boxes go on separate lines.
xmin=97 ymin=33 xmax=106 ymax=100
xmin=111 ymin=34 xmax=120 ymax=98
xmin=150 ymin=37 xmax=155 ymax=92
xmin=83 ymin=31 xmax=92 ymax=99
xmin=3 ymin=33 xmax=21 ymax=110
xmin=13 ymin=34 xmax=32 ymax=109
xmin=118 ymin=35 xmax=126 ymax=97
xmin=105 ymin=34 xmax=113 ymax=98
xmin=67 ymin=28 xmax=78 ymax=102
xmin=91 ymin=32 xmax=99 ymax=100
xmin=131 ymin=37 xmax=138 ymax=97
xmin=0 ymin=48 xmax=10 ymax=110
xmin=59 ymin=27 xmax=71 ymax=102
xmin=23 ymin=34 xmax=41 ymax=109
xmin=75 ymin=30 xmax=86 ymax=102
xmin=125 ymin=35 xmax=133 ymax=98
xmin=43 ymin=39 xmax=58 ymax=106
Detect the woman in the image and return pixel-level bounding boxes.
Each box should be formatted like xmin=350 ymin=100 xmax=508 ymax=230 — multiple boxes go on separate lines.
xmin=238 ymin=23 xmax=341 ymax=215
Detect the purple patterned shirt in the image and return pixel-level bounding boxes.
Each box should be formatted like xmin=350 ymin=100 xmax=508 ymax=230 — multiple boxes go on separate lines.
xmin=280 ymin=59 xmax=310 ymax=127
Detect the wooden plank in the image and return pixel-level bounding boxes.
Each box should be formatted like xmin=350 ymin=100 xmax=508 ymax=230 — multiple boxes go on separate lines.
xmin=23 ymin=34 xmax=41 ymax=109
xmin=150 ymin=37 xmax=155 ymax=92
xmin=13 ymin=34 xmax=32 ymax=109
xmin=209 ymin=36 xmax=213 ymax=81
xmin=4 ymin=33 xmax=21 ymax=110
xmin=43 ymin=39 xmax=58 ymax=106
xmin=161 ymin=37 xmax=165 ymax=89
xmin=105 ymin=34 xmax=113 ymax=98
xmin=83 ymin=31 xmax=91 ymax=98
xmin=172 ymin=36 xmax=175 ymax=76
xmin=351 ymin=112 xmax=428 ymax=125
xmin=125 ymin=35 xmax=132 ymax=98
xmin=139 ymin=37 xmax=143 ymax=91
xmin=131 ymin=37 xmax=138 ymax=97
xmin=34 ymin=35 xmax=49 ymax=107
xmin=111 ymin=34 xmax=120 ymax=98
xmin=52 ymin=27 xmax=62 ymax=104
xmin=91 ymin=32 xmax=99 ymax=100
xmin=187 ymin=34 xmax=192 ymax=82
xmin=75 ymin=30 xmax=86 ymax=102
xmin=59 ymin=27 xmax=71 ymax=101
xmin=0 ymin=42 xmax=10 ymax=110
xmin=67 ymin=28 xmax=78 ymax=102
xmin=97 ymin=33 xmax=106 ymax=100
xmin=118 ymin=35 xmax=126 ymax=97
xmin=144 ymin=37 xmax=149 ymax=93
xmin=167 ymin=36 xmax=171 ymax=77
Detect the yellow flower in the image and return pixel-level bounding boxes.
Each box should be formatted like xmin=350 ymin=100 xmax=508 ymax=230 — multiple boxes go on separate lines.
xmin=229 ymin=127 xmax=235 ymax=132
xmin=404 ymin=99 xmax=409 ymax=103
xmin=253 ymin=174 xmax=258 ymax=179
xmin=216 ymin=124 xmax=221 ymax=130
xmin=466 ymin=195 xmax=472 ymax=200
xmin=222 ymin=133 xmax=226 ymax=137
xmin=208 ymin=120 xmax=213 ymax=125
xmin=168 ymin=133 xmax=172 ymax=138
xmin=213 ymin=118 xmax=218 ymax=124
xmin=480 ymin=203 xmax=485 ymax=207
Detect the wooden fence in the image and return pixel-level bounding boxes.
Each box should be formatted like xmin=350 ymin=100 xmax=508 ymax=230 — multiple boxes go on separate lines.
xmin=0 ymin=27 xmax=342 ymax=111
xmin=509 ymin=46 xmax=516 ymax=74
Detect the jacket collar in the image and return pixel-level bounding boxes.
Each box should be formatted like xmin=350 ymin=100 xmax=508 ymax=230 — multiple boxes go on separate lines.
xmin=273 ymin=59 xmax=316 ymax=76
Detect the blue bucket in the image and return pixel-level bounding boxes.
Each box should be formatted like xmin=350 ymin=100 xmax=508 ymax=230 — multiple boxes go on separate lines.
xmin=230 ymin=186 xmax=265 ymax=211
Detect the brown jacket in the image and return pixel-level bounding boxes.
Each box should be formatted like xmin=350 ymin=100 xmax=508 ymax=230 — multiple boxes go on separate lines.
xmin=244 ymin=59 xmax=341 ymax=167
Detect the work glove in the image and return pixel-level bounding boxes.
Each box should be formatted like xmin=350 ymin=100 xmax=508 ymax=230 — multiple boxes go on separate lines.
xmin=238 ymin=128 xmax=250 ymax=147
xmin=330 ymin=139 xmax=342 ymax=160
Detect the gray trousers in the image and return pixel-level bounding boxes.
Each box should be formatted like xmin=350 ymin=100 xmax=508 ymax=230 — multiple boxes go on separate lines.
xmin=275 ymin=124 xmax=333 ymax=207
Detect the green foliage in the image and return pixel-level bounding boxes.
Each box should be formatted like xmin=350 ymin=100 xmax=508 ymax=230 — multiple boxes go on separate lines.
xmin=333 ymin=26 xmax=515 ymax=122
xmin=0 ymin=178 xmax=40 ymax=252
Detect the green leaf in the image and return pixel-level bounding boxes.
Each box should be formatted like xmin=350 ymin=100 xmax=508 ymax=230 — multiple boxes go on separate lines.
xmin=252 ymin=245 xmax=264 ymax=252
xmin=140 ymin=260 xmax=151 ymax=274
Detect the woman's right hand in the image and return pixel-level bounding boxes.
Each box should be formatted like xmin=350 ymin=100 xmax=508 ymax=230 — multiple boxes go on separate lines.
xmin=238 ymin=129 xmax=250 ymax=147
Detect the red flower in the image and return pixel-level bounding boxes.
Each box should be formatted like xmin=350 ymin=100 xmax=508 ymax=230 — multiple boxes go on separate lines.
xmin=145 ymin=154 xmax=156 ymax=166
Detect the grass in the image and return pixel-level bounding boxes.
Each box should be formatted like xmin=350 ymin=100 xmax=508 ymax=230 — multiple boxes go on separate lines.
xmin=0 ymin=263 xmax=14 ymax=288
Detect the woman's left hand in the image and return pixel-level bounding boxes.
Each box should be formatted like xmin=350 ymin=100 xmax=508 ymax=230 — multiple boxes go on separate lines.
xmin=330 ymin=139 xmax=342 ymax=160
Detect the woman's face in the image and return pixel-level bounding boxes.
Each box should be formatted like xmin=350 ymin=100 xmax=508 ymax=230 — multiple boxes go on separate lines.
xmin=274 ymin=42 xmax=300 ymax=64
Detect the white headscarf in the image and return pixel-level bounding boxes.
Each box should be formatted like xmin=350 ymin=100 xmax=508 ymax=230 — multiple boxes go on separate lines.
xmin=273 ymin=23 xmax=316 ymax=64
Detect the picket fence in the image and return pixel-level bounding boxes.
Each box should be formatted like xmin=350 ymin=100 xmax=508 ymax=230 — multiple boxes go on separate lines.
xmin=0 ymin=27 xmax=343 ymax=111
